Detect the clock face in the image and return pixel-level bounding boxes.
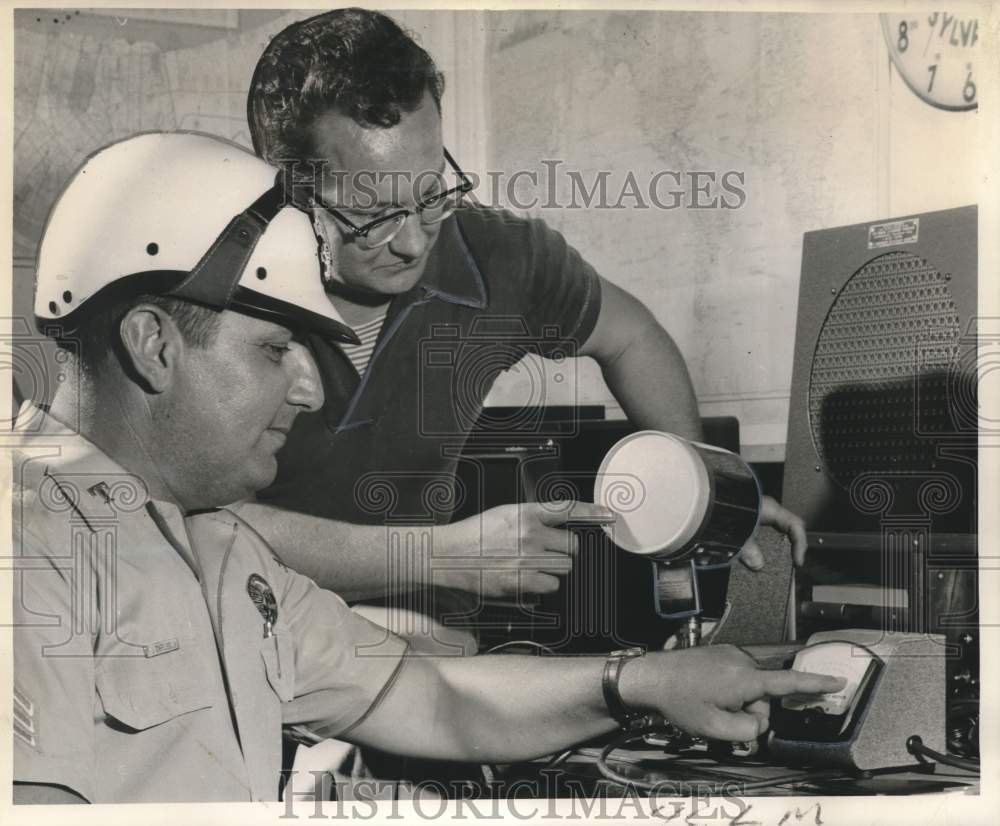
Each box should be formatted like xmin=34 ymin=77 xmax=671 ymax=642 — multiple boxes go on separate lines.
xmin=880 ymin=12 xmax=979 ymax=111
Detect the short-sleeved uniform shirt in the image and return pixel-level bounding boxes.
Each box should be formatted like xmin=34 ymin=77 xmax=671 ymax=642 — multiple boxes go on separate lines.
xmin=11 ymin=405 xmax=408 ymax=803
xmin=257 ymin=206 xmax=602 ymax=525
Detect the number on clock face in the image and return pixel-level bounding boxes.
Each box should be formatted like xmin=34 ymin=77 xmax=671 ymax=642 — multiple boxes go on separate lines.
xmin=880 ymin=12 xmax=979 ymax=111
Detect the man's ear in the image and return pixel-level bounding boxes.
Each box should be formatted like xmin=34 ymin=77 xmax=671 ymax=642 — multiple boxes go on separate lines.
xmin=118 ymin=304 xmax=185 ymax=393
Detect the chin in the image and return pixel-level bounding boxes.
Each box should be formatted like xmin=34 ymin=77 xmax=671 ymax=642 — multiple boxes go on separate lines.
xmin=355 ymin=262 xmax=428 ymax=296
xmin=377 ymin=276 xmax=423 ymax=296
xmin=240 ymin=460 xmax=279 ymax=502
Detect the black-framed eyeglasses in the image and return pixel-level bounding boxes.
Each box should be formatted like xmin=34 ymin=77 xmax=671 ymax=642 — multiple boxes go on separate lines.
xmin=310 ymin=148 xmax=474 ymax=250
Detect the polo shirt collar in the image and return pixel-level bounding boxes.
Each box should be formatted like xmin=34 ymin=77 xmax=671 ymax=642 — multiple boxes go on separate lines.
xmin=311 ymin=213 xmax=490 ymax=432
xmin=411 ymin=214 xmax=489 ymax=310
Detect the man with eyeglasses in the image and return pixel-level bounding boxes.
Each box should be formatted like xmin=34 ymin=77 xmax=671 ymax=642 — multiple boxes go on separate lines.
xmin=240 ymin=9 xmax=808 ymax=652
xmin=12 ymin=131 xmax=845 ymax=805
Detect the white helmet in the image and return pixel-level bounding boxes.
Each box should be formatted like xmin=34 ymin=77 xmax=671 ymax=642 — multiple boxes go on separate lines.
xmin=34 ymin=131 xmax=358 ymax=344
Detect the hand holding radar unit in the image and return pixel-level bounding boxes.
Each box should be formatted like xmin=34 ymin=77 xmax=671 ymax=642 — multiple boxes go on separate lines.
xmin=596 ymin=430 xmax=761 ymax=562
xmin=596 ymin=431 xmax=762 ymax=639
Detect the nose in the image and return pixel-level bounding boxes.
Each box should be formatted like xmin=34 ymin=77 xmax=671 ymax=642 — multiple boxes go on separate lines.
xmin=285 ymin=341 xmax=324 ymax=413
xmin=386 ymin=213 xmax=433 ymax=261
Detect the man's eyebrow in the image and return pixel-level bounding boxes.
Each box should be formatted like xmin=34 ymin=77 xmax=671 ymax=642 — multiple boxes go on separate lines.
xmin=255 ymin=329 xmax=294 ymax=342
xmin=327 ymin=161 xmax=449 ymax=211
xmin=417 ymin=161 xmax=449 ymax=196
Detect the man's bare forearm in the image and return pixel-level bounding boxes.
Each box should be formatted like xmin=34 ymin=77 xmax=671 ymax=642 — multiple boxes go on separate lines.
xmin=435 ymin=654 xmax=617 ymax=760
xmin=344 ymin=647 xmax=846 ymax=762
xmin=235 ymin=499 xmax=607 ymax=605
xmin=234 ymin=501 xmax=436 ymax=601
xmin=346 ymin=654 xmax=617 ymax=761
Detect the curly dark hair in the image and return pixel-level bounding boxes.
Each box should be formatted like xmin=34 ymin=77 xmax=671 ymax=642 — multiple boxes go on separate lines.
xmin=248 ymin=8 xmax=445 ymax=165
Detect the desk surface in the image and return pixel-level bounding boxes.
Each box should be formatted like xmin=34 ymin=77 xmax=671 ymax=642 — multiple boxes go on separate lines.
xmin=505 ymin=743 xmax=979 ymax=798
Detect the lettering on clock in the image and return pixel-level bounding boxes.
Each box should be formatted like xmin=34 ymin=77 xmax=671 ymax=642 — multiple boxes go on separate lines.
xmin=928 ymin=13 xmax=979 ymax=48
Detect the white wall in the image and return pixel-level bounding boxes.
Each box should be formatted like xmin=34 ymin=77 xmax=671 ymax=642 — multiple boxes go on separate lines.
xmin=480 ymin=11 xmax=987 ymax=460
xmin=11 ymin=10 xmax=989 ymax=458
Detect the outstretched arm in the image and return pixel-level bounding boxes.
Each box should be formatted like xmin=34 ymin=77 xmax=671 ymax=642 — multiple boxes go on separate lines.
xmin=341 ymin=645 xmax=844 ymax=762
xmin=234 ymin=499 xmax=613 ymax=603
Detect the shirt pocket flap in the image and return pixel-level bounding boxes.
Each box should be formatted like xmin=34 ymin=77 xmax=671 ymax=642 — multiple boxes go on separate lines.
xmin=96 ymin=657 xmax=214 ymax=731
xmin=260 ymin=631 xmax=295 ymax=703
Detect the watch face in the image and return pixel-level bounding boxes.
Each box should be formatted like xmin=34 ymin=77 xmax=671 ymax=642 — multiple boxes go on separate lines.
xmin=880 ymin=12 xmax=979 ymax=111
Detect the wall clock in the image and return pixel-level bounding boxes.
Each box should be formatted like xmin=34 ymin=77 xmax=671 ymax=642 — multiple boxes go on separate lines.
xmin=880 ymin=11 xmax=979 ymax=110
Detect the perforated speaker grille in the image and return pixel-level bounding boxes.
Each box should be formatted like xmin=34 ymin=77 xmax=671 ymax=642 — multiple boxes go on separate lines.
xmin=808 ymin=251 xmax=961 ymax=488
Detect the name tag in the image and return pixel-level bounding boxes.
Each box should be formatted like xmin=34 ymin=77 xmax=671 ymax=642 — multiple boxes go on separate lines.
xmin=143 ymin=638 xmax=180 ymax=658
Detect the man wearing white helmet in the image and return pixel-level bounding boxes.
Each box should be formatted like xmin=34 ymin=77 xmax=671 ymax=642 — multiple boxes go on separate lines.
xmin=12 ymin=131 xmax=843 ymax=804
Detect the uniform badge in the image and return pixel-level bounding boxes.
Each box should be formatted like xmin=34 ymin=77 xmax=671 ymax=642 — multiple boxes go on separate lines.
xmin=247 ymin=573 xmax=278 ymax=638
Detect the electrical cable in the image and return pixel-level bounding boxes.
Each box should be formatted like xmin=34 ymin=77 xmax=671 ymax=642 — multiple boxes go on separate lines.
xmin=595 ymin=730 xmax=844 ymax=793
xmin=945 ymin=698 xmax=979 ymax=758
xmin=777 ymin=637 xmax=882 ymax=661
xmin=906 ymin=736 xmax=980 ymax=773
xmin=485 ymin=639 xmax=556 ymax=655
xmin=544 ymin=748 xmax=576 ymax=769
xmin=702 ymin=601 xmax=732 ymax=646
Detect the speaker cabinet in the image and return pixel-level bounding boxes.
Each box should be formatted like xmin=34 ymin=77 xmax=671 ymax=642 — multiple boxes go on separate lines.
xmin=784 ymin=205 xmax=978 ymax=535
xmin=782 ymin=206 xmax=979 ymax=753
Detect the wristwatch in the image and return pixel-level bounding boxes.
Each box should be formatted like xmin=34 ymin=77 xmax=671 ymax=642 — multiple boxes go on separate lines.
xmin=602 ymin=647 xmax=648 ymax=731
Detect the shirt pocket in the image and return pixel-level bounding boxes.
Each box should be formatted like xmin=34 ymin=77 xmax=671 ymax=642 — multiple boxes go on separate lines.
xmin=95 ymin=647 xmax=214 ymax=731
xmin=260 ymin=629 xmax=295 ymax=703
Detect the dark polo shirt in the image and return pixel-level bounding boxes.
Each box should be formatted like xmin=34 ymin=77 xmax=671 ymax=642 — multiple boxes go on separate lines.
xmin=258 ymin=206 xmax=602 ymax=526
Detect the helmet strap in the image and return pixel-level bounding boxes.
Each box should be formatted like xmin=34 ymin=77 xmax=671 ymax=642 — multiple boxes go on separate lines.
xmin=168 ymin=174 xmax=287 ymax=309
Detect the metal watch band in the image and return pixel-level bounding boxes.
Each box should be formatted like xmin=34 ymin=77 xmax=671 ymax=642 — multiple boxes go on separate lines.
xmin=602 ymin=647 xmax=646 ymax=731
